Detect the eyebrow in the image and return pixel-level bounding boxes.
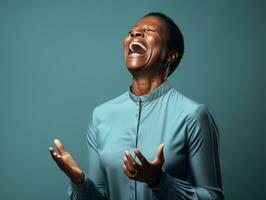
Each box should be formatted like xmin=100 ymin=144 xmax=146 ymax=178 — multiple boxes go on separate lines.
xmin=130 ymin=24 xmax=157 ymax=30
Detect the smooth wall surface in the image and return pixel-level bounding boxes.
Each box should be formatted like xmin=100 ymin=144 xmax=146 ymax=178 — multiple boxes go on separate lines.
xmin=1 ymin=1 xmax=265 ymax=199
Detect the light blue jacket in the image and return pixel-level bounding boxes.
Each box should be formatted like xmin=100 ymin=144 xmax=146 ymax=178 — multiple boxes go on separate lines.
xmin=68 ymin=80 xmax=224 ymax=200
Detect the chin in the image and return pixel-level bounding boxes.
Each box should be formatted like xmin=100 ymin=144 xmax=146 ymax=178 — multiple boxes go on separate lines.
xmin=126 ymin=59 xmax=148 ymax=72
xmin=126 ymin=65 xmax=144 ymax=75
xmin=125 ymin=54 xmax=151 ymax=71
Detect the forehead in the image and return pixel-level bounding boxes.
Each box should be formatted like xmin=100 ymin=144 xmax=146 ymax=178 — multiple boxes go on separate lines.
xmin=134 ymin=16 xmax=168 ymax=32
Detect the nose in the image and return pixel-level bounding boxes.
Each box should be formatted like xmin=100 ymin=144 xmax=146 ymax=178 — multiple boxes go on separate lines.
xmin=130 ymin=29 xmax=144 ymax=37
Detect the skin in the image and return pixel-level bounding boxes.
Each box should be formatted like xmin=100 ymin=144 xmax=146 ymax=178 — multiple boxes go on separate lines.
xmin=123 ymin=144 xmax=165 ymax=187
xmin=49 ymin=139 xmax=84 ymax=184
xmin=122 ymin=16 xmax=178 ymax=186
xmin=49 ymin=15 xmax=178 ymax=187
xmin=123 ymin=15 xmax=178 ymax=96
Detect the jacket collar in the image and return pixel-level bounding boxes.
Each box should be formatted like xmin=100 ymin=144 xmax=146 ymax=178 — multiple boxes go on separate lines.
xmin=128 ymin=79 xmax=172 ymax=103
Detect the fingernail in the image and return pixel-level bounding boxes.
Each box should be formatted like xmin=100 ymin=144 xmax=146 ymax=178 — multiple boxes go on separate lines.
xmin=122 ymin=156 xmax=127 ymax=161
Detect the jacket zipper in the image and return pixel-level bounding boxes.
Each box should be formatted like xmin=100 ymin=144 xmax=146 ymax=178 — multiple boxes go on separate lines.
xmin=135 ymin=99 xmax=142 ymax=200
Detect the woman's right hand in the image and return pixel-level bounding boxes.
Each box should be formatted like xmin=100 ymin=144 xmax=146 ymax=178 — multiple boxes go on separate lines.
xmin=49 ymin=139 xmax=85 ymax=184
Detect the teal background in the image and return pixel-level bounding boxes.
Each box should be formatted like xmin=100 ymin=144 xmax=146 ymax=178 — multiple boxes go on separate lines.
xmin=1 ymin=0 xmax=265 ymax=199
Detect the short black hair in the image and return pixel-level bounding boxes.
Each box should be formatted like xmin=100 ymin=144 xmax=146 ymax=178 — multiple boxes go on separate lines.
xmin=144 ymin=12 xmax=184 ymax=77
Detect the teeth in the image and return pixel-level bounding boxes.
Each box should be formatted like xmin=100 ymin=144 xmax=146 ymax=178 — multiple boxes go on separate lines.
xmin=130 ymin=53 xmax=140 ymax=56
xmin=129 ymin=41 xmax=147 ymax=52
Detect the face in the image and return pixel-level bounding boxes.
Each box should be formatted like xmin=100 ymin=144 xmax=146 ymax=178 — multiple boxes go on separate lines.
xmin=123 ymin=16 xmax=170 ymax=73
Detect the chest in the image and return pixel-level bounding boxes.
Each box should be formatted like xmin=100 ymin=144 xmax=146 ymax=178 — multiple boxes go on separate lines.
xmin=96 ymin=106 xmax=190 ymax=179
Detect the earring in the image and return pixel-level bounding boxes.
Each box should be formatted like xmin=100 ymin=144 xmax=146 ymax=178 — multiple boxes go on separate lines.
xmin=164 ymin=63 xmax=171 ymax=80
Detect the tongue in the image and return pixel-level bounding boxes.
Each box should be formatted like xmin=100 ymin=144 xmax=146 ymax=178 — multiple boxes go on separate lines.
xmin=131 ymin=44 xmax=146 ymax=55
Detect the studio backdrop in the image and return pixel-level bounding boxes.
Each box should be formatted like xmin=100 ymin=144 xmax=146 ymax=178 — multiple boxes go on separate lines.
xmin=0 ymin=1 xmax=265 ymax=200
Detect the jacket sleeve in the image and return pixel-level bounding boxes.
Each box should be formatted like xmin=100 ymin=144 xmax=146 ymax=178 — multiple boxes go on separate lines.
xmin=68 ymin=108 xmax=108 ymax=200
xmin=150 ymin=105 xmax=224 ymax=200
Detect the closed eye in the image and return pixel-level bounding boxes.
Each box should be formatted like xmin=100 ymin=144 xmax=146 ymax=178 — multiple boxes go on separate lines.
xmin=144 ymin=28 xmax=155 ymax=32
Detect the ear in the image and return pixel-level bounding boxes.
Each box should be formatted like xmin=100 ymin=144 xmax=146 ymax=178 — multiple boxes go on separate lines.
xmin=167 ymin=50 xmax=178 ymax=63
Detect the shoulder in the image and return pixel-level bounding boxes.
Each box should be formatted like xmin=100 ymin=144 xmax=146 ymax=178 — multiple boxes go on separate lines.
xmin=175 ymin=91 xmax=218 ymax=143
xmin=169 ymin=88 xmax=209 ymax=118
xmin=90 ymin=91 xmax=129 ymax=122
xmin=167 ymin=88 xmax=216 ymax=133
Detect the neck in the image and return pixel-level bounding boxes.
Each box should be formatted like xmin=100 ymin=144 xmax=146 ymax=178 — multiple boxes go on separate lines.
xmin=130 ymin=67 xmax=168 ymax=96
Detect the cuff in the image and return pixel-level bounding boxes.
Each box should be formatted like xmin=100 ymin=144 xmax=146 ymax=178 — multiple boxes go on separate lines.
xmin=149 ymin=171 xmax=199 ymax=199
xmin=70 ymin=171 xmax=87 ymax=193
xmin=148 ymin=171 xmax=173 ymax=193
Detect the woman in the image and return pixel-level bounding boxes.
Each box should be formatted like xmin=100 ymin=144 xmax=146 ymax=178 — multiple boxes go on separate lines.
xmin=49 ymin=12 xmax=224 ymax=200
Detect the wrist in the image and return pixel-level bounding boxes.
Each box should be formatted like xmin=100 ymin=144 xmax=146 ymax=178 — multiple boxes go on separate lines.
xmin=147 ymin=170 xmax=163 ymax=188
xmin=71 ymin=170 xmax=85 ymax=184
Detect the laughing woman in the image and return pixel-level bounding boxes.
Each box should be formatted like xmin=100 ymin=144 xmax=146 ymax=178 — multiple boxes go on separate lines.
xmin=49 ymin=12 xmax=224 ymax=200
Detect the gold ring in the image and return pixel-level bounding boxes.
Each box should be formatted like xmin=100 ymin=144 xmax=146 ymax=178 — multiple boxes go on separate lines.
xmin=131 ymin=170 xmax=137 ymax=178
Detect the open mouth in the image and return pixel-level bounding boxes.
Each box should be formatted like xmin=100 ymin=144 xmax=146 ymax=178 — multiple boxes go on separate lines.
xmin=128 ymin=41 xmax=147 ymax=56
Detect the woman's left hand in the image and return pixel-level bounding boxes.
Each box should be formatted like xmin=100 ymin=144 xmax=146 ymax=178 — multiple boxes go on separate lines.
xmin=122 ymin=143 xmax=165 ymax=187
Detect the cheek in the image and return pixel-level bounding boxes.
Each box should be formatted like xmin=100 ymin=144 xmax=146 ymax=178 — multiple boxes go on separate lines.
xmin=123 ymin=37 xmax=130 ymax=59
xmin=123 ymin=36 xmax=130 ymax=47
xmin=147 ymin=35 xmax=161 ymax=47
xmin=147 ymin=36 xmax=167 ymax=59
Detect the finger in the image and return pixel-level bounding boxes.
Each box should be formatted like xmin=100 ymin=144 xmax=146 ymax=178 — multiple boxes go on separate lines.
xmin=134 ymin=148 xmax=149 ymax=166
xmin=49 ymin=147 xmax=55 ymax=154
xmin=50 ymin=150 xmax=59 ymax=162
xmin=49 ymin=147 xmax=57 ymax=159
xmin=124 ymin=150 xmax=141 ymax=170
xmin=54 ymin=138 xmax=66 ymax=154
xmin=123 ymin=163 xmax=134 ymax=179
xmin=50 ymin=149 xmax=65 ymax=168
xmin=49 ymin=147 xmax=61 ymax=162
xmin=49 ymin=146 xmax=66 ymax=168
xmin=123 ymin=155 xmax=135 ymax=174
xmin=152 ymin=143 xmax=165 ymax=164
xmin=157 ymin=143 xmax=164 ymax=161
